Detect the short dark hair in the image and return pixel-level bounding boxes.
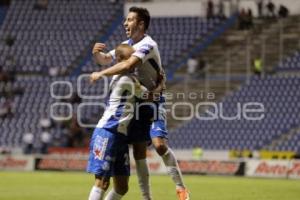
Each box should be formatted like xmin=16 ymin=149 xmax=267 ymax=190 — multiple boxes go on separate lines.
xmin=129 ymin=6 xmax=150 ymax=31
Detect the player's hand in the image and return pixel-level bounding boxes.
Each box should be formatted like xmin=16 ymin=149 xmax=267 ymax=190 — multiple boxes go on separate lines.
xmin=151 ymin=72 xmax=165 ymax=94
xmin=92 ymin=43 xmax=106 ymax=54
xmin=157 ymin=72 xmax=164 ymax=83
xmin=90 ymin=72 xmax=103 ymax=83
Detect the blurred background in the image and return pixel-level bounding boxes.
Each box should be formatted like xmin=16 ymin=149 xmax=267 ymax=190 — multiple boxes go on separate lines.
xmin=0 ymin=0 xmax=299 ymax=179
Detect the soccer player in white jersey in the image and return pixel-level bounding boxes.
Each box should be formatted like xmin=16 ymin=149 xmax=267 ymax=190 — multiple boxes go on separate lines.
xmin=87 ymin=44 xmax=148 ymax=200
xmin=90 ymin=7 xmax=190 ymax=200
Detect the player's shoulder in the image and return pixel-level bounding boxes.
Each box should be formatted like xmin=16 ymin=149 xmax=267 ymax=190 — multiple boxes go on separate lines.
xmin=117 ymin=75 xmax=134 ymax=84
xmin=142 ymin=35 xmax=158 ymax=47
xmin=134 ymin=35 xmax=158 ymax=52
xmin=121 ymin=39 xmax=130 ymax=44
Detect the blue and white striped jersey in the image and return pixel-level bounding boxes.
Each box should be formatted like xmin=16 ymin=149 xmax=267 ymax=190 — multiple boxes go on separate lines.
xmin=96 ymin=75 xmax=147 ymax=135
xmin=109 ymin=34 xmax=165 ymax=91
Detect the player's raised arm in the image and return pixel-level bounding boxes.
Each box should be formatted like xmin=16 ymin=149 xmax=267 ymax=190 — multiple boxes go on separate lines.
xmin=90 ymin=55 xmax=141 ymax=83
xmin=92 ymin=43 xmax=113 ymax=65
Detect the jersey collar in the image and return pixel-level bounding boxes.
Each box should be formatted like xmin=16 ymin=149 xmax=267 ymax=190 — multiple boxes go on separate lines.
xmin=129 ymin=34 xmax=147 ymax=46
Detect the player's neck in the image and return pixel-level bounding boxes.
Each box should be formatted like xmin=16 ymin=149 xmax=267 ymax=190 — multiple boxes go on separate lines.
xmin=131 ymin=33 xmax=145 ymax=44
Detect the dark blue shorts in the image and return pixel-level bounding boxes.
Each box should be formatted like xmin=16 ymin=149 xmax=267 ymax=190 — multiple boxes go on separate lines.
xmin=127 ymin=102 xmax=153 ymax=144
xmin=127 ymin=97 xmax=168 ymax=144
xmin=86 ymin=128 xmax=130 ymax=177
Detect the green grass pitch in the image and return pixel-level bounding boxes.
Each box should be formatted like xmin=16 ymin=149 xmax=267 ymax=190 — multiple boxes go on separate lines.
xmin=0 ymin=171 xmax=299 ymax=200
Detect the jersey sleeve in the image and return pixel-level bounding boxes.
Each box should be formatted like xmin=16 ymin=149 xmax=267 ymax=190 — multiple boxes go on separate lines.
xmin=132 ymin=43 xmax=154 ymax=63
xmin=133 ymin=81 xmax=149 ymax=99
xmin=108 ymin=49 xmax=116 ymax=61
xmin=117 ymin=76 xmax=148 ymax=99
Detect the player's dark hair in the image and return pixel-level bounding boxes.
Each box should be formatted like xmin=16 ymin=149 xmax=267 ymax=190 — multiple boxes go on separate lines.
xmin=129 ymin=6 xmax=150 ymax=31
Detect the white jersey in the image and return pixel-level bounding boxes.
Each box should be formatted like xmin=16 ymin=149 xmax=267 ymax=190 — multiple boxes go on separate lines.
xmin=96 ymin=75 xmax=147 ymax=135
xmin=109 ymin=35 xmax=165 ymax=91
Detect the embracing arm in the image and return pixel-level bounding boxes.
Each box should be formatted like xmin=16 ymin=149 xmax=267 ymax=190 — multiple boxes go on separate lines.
xmin=90 ymin=56 xmax=141 ymax=83
xmin=94 ymin=52 xmax=113 ymax=65
xmin=92 ymin=43 xmax=113 ymax=65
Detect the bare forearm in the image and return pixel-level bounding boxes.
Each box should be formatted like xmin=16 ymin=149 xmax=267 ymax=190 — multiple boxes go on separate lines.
xmin=93 ymin=52 xmax=112 ymax=65
xmin=90 ymin=62 xmax=130 ymax=83
xmin=100 ymin=61 xmax=131 ymax=76
xmin=90 ymin=56 xmax=140 ymax=83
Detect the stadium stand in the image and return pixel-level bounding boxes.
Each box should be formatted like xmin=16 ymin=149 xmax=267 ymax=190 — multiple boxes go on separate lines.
xmin=169 ymin=75 xmax=300 ymax=151
xmin=275 ymin=131 xmax=300 ymax=152
xmin=81 ymin=17 xmax=222 ymax=74
xmin=277 ymin=51 xmax=300 ymax=71
xmin=0 ymin=0 xmax=122 ymax=74
xmin=0 ymin=74 xmax=107 ymax=148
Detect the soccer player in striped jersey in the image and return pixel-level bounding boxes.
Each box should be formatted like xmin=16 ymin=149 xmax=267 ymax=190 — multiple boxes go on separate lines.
xmin=90 ymin=7 xmax=190 ymax=200
xmin=87 ymin=44 xmax=148 ymax=200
